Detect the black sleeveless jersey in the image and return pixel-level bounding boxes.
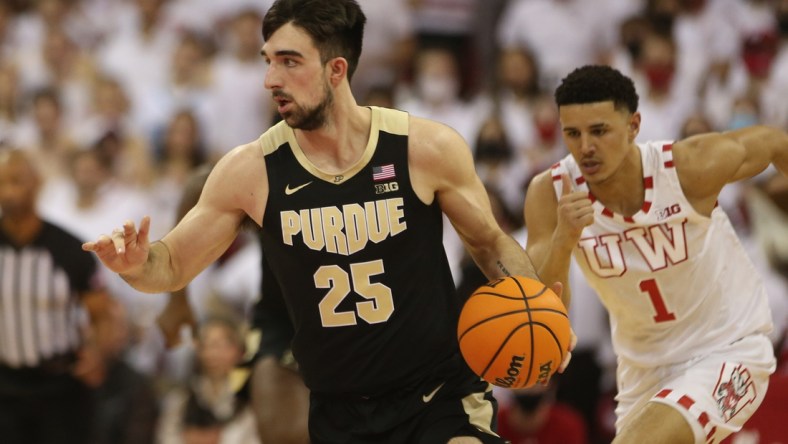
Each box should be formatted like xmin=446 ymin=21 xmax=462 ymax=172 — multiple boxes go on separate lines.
xmin=258 ymin=107 xmax=461 ymax=396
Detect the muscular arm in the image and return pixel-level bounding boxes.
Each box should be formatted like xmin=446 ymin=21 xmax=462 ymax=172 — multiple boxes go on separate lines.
xmin=409 ymin=117 xmax=538 ymax=281
xmin=524 ymin=172 xmax=570 ymax=306
xmin=156 ymin=166 xmax=213 ymax=347
xmin=675 ymin=125 xmax=788 ymax=214
xmin=524 ymin=172 xmax=594 ymax=309
xmin=83 ymin=143 xmax=268 ymax=293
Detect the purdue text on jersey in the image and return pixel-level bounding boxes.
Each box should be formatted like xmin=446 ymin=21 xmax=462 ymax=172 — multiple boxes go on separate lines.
xmin=280 ymin=198 xmax=407 ymax=256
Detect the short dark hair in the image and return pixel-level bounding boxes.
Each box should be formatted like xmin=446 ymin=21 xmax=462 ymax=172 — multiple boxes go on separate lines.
xmin=555 ymin=65 xmax=639 ymax=113
xmin=262 ymin=0 xmax=366 ymax=81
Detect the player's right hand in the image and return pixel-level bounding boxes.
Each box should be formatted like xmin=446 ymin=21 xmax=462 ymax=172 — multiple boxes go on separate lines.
xmin=82 ymin=216 xmax=151 ymax=275
xmin=556 ymin=174 xmax=594 ymax=242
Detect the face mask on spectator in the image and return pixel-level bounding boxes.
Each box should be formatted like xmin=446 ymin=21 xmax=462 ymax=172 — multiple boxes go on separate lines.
xmin=729 ymin=112 xmax=758 ymax=130
xmin=418 ymin=75 xmax=459 ymax=104
xmin=742 ymin=33 xmax=777 ymax=79
xmin=643 ymin=63 xmax=674 ymax=92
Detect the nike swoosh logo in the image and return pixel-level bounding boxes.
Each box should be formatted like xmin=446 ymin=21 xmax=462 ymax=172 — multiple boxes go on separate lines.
xmin=422 ymin=382 xmax=445 ymax=403
xmin=285 ymin=181 xmax=313 ymax=195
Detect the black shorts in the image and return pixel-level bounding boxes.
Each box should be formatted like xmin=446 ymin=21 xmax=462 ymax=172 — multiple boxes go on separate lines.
xmin=308 ymin=354 xmax=506 ymax=444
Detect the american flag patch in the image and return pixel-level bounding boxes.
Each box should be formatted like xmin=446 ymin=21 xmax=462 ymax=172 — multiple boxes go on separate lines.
xmin=372 ymin=164 xmax=396 ymax=181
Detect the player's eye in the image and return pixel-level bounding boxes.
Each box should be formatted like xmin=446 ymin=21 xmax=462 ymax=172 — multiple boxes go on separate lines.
xmin=284 ymin=58 xmax=298 ymax=67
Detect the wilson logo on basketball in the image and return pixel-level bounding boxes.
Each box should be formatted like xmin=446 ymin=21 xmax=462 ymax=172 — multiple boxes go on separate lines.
xmin=494 ymin=354 xmax=525 ymax=388
xmin=535 ymin=361 xmax=553 ymax=385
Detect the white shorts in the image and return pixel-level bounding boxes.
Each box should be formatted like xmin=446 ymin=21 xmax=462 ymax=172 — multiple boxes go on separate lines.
xmin=614 ymin=334 xmax=776 ymax=444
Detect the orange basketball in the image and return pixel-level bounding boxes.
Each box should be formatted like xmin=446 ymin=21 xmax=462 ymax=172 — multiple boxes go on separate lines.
xmin=457 ymin=276 xmax=571 ymax=389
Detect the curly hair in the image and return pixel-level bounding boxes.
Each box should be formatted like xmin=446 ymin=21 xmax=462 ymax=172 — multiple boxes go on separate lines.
xmin=262 ymin=0 xmax=366 ymax=81
xmin=554 ymin=65 xmax=639 ymax=113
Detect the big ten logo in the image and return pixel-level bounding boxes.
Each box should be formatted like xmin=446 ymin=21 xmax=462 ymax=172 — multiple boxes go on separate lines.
xmin=657 ymin=203 xmax=682 ymax=221
xmin=375 ymin=181 xmax=399 ymax=195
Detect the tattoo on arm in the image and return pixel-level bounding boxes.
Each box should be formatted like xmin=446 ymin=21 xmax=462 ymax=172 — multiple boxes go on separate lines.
xmin=496 ymin=261 xmax=511 ymax=277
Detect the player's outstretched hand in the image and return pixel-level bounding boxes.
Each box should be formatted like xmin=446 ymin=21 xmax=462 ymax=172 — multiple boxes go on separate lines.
xmin=82 ymin=216 xmax=152 ymax=275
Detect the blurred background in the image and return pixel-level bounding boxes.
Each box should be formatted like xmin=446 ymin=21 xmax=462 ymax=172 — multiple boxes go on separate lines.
xmin=0 ymin=0 xmax=786 ymax=443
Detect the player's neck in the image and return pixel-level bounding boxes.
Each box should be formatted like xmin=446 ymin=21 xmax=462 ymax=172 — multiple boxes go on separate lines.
xmin=295 ymin=97 xmax=372 ymax=173
xmin=589 ymin=144 xmax=644 ymax=216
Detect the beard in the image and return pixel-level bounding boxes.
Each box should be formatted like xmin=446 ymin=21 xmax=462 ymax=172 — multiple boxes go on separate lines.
xmin=278 ymin=82 xmax=334 ymax=131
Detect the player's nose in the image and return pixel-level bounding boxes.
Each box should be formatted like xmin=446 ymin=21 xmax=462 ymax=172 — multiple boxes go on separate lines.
xmin=264 ymin=64 xmax=281 ymax=90
xmin=579 ymin=134 xmax=595 ymax=155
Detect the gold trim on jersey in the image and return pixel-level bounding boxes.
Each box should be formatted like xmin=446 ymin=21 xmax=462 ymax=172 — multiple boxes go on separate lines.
xmin=461 ymin=385 xmax=500 ymax=438
xmin=258 ymin=120 xmax=291 ymax=155
xmin=256 ymin=107 xmax=409 ymax=185
xmin=375 ymin=106 xmax=408 ymax=136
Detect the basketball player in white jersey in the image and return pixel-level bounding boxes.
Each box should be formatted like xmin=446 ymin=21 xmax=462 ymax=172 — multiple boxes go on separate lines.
xmin=524 ymin=65 xmax=787 ymax=444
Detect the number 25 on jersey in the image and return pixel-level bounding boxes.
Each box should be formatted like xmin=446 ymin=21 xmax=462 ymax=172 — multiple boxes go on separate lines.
xmin=315 ymin=259 xmax=395 ymax=327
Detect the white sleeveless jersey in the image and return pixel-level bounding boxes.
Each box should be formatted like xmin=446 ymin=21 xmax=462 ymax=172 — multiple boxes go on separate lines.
xmin=551 ymin=141 xmax=773 ymax=367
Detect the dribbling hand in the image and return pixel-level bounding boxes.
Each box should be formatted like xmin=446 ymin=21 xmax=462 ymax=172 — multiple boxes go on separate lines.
xmin=82 ymin=216 xmax=152 ymax=275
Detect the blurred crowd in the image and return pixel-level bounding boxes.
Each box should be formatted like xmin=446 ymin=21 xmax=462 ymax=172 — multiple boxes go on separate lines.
xmin=0 ymin=0 xmax=787 ymax=443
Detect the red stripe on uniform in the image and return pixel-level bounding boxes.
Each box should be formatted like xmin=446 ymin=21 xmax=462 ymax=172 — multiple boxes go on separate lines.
xmin=642 ymin=201 xmax=652 ymax=213
xmin=588 ymin=193 xmax=596 ymax=203
xmin=664 ymin=160 xmax=675 ymax=168
xmin=698 ymin=412 xmax=709 ymax=427
xmin=624 ymin=216 xmax=635 ymax=223
xmin=575 ymin=176 xmax=586 ymax=185
xmin=706 ymin=427 xmax=716 ymax=441
xmin=662 ymin=144 xmax=673 ymax=152
xmin=678 ymin=395 xmax=695 ymax=411
xmin=551 ymin=162 xmax=561 ymax=169
xmin=644 ymin=177 xmax=654 ymax=189
xmin=656 ymin=389 xmax=672 ymax=398
xmin=552 ymin=175 xmax=561 ymax=182
xmin=602 ymin=208 xmax=614 ymax=218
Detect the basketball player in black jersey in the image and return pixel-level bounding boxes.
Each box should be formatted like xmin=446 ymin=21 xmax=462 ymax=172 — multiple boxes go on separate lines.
xmin=83 ymin=1 xmax=569 ymax=442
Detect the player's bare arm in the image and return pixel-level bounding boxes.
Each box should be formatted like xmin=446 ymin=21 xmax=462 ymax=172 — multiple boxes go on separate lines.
xmin=524 ymin=171 xmax=592 ymax=308
xmin=82 ymin=142 xmax=268 ymax=293
xmin=408 ymin=117 xmax=538 ymax=281
xmin=674 ymin=125 xmax=788 ymax=215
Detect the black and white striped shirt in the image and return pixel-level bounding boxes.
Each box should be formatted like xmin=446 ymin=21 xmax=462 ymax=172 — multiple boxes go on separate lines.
xmin=0 ymin=220 xmax=98 ymax=369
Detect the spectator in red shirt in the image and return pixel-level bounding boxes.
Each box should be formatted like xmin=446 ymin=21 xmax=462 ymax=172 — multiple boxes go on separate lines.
xmin=497 ymin=377 xmax=588 ymax=444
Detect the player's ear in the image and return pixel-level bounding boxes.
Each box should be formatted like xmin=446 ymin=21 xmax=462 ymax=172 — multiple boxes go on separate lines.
xmin=628 ymin=112 xmax=641 ymax=142
xmin=327 ymin=57 xmax=348 ymax=86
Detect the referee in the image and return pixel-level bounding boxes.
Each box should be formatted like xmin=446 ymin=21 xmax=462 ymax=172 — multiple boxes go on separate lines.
xmin=0 ymin=149 xmax=116 ymax=444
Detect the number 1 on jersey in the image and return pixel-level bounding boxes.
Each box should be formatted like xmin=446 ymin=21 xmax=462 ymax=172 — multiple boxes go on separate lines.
xmin=639 ymin=278 xmax=676 ymax=323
